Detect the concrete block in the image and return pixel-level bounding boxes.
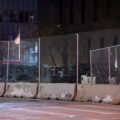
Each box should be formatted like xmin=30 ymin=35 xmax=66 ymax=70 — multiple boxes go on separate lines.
xmin=4 ymin=83 xmax=37 ymax=98
xmin=0 ymin=83 xmax=5 ymax=96
xmin=37 ymin=83 xmax=75 ymax=100
xmin=76 ymin=84 xmax=120 ymax=104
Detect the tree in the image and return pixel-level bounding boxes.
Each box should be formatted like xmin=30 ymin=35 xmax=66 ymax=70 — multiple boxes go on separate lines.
xmin=0 ymin=42 xmax=8 ymax=64
xmin=43 ymin=35 xmax=76 ymax=72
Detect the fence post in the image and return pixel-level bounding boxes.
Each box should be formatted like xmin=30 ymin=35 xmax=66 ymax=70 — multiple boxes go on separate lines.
xmin=35 ymin=38 xmax=41 ymax=98
xmin=76 ymin=33 xmax=79 ymax=85
xmin=38 ymin=38 xmax=41 ymax=84
xmin=108 ymin=47 xmax=112 ymax=84
xmin=2 ymin=41 xmax=10 ymax=97
xmin=6 ymin=41 xmax=10 ymax=83
xmin=90 ymin=51 xmax=93 ymax=84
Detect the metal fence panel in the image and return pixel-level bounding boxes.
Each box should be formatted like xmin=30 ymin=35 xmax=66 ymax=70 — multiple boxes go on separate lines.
xmin=0 ymin=34 xmax=77 ymax=84
xmin=110 ymin=46 xmax=120 ymax=84
xmin=0 ymin=41 xmax=8 ymax=83
xmin=91 ymin=45 xmax=120 ymax=85
xmin=8 ymin=40 xmax=38 ymax=83
xmin=40 ymin=34 xmax=77 ymax=83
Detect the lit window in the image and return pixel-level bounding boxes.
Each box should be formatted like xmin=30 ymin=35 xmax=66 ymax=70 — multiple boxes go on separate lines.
xmin=0 ymin=14 xmax=3 ymax=22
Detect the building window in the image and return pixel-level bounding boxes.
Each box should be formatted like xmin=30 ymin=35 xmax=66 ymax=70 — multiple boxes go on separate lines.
xmin=9 ymin=11 xmax=19 ymax=23
xmin=10 ymin=12 xmax=14 ymax=22
xmin=0 ymin=10 xmax=34 ymax=23
xmin=70 ymin=0 xmax=74 ymax=24
xmin=3 ymin=11 xmax=10 ymax=22
xmin=19 ymin=12 xmax=24 ymax=23
xmin=29 ymin=11 xmax=35 ymax=23
xmin=88 ymin=38 xmax=91 ymax=50
xmin=81 ymin=0 xmax=85 ymax=23
xmin=19 ymin=11 xmax=30 ymax=23
xmin=0 ymin=14 xmax=3 ymax=22
xmin=100 ymin=37 xmax=104 ymax=48
xmin=14 ymin=11 xmax=19 ymax=22
xmin=106 ymin=0 xmax=111 ymax=19
xmin=24 ymin=43 xmax=38 ymax=65
xmin=59 ymin=0 xmax=62 ymax=24
xmin=29 ymin=15 xmax=34 ymax=23
xmin=113 ymin=36 xmax=118 ymax=45
xmin=24 ymin=12 xmax=29 ymax=23
xmin=88 ymin=38 xmax=91 ymax=62
xmin=94 ymin=0 xmax=98 ymax=22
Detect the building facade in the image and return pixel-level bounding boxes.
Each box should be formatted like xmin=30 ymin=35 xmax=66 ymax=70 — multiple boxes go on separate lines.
xmin=0 ymin=0 xmax=38 ymax=40
xmin=38 ymin=0 xmax=120 ymax=35
xmin=0 ymin=0 xmax=120 ymax=66
xmin=0 ymin=0 xmax=120 ymax=40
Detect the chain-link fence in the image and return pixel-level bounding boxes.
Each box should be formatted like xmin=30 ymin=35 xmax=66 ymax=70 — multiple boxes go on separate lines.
xmin=0 ymin=33 xmax=79 ymax=84
xmin=40 ymin=34 xmax=77 ymax=83
xmin=0 ymin=42 xmax=8 ymax=83
xmin=90 ymin=45 xmax=120 ymax=85
xmin=0 ymin=40 xmax=38 ymax=83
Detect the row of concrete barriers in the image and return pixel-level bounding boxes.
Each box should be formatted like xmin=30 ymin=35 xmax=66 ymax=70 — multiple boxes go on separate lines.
xmin=0 ymin=83 xmax=120 ymax=104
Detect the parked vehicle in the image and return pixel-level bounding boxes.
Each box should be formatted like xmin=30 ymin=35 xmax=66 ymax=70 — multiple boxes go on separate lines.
xmin=50 ymin=64 xmax=90 ymax=83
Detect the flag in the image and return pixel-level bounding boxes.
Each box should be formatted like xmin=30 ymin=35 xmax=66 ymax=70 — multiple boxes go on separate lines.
xmin=14 ymin=33 xmax=20 ymax=44
xmin=14 ymin=28 xmax=21 ymax=60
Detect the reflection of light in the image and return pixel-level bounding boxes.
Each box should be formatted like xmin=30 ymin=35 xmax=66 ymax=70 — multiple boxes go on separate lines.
xmin=115 ymin=59 xmax=118 ymax=68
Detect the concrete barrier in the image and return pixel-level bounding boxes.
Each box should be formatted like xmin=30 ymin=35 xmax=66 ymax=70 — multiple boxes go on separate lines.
xmin=76 ymin=84 xmax=120 ymax=104
xmin=4 ymin=83 xmax=37 ymax=98
xmin=3 ymin=83 xmax=120 ymax=104
xmin=0 ymin=83 xmax=5 ymax=96
xmin=37 ymin=83 xmax=75 ymax=100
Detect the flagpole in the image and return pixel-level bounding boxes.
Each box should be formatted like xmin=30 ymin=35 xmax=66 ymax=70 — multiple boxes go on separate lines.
xmin=7 ymin=41 xmax=10 ymax=83
xmin=76 ymin=33 xmax=79 ymax=85
xmin=2 ymin=41 xmax=9 ymax=97
xmin=19 ymin=42 xmax=20 ymax=60
xmin=14 ymin=27 xmax=20 ymax=61
xmin=38 ymin=38 xmax=41 ymax=84
xmin=18 ymin=28 xmax=20 ymax=61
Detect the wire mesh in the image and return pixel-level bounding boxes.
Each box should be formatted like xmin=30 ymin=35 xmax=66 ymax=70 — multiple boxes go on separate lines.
xmin=8 ymin=40 xmax=38 ymax=83
xmin=91 ymin=48 xmax=109 ymax=84
xmin=110 ymin=46 xmax=120 ymax=84
xmin=91 ymin=45 xmax=120 ymax=85
xmin=0 ymin=34 xmax=77 ymax=84
xmin=40 ymin=34 xmax=77 ymax=83
xmin=0 ymin=41 xmax=8 ymax=83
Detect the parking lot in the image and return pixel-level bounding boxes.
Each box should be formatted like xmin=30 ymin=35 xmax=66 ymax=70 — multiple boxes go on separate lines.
xmin=0 ymin=98 xmax=120 ymax=120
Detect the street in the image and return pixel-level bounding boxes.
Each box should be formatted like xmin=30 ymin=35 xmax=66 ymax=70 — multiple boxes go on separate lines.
xmin=0 ymin=98 xmax=119 ymax=120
